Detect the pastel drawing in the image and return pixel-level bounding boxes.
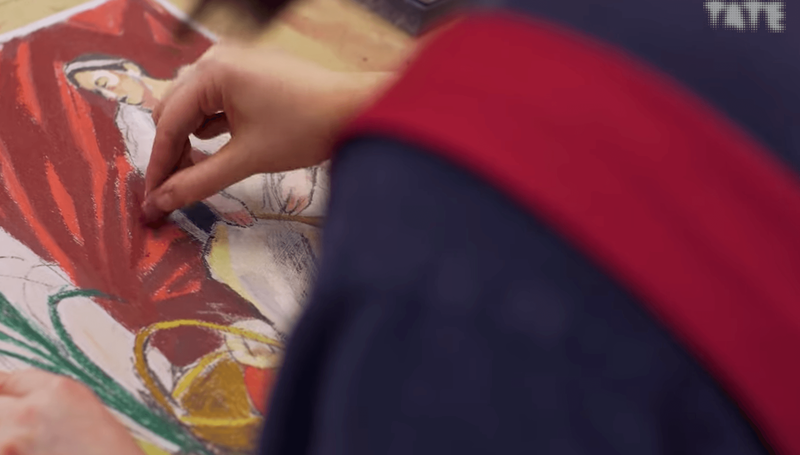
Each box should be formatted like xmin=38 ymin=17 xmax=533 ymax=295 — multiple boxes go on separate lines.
xmin=0 ymin=0 xmax=327 ymax=453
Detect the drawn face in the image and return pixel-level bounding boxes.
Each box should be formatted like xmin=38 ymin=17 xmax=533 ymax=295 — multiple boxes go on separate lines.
xmin=72 ymin=64 xmax=158 ymax=109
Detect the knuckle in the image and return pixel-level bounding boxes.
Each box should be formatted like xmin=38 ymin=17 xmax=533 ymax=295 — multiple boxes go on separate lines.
xmin=155 ymin=124 xmax=180 ymax=142
xmin=198 ymin=54 xmax=230 ymax=83
xmin=202 ymin=44 xmax=224 ymax=62
xmin=195 ymin=56 xmax=216 ymax=72
xmin=176 ymin=64 xmax=194 ymax=78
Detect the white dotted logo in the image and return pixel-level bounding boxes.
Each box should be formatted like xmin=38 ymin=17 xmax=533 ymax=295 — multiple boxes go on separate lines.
xmin=705 ymin=1 xmax=786 ymax=32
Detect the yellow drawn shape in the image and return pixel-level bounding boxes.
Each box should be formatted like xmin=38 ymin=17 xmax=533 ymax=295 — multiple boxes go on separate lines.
xmin=134 ymin=319 xmax=283 ymax=425
xmin=180 ymin=415 xmax=262 ymax=427
xmin=135 ymin=439 xmax=172 ymax=455
xmin=171 ymin=350 xmax=227 ymax=400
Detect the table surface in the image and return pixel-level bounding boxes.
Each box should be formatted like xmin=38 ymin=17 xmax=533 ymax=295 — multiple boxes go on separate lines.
xmin=0 ymin=0 xmax=414 ymax=71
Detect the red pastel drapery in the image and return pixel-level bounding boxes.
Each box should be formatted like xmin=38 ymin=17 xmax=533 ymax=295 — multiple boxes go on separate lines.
xmin=0 ymin=0 xmax=262 ymax=366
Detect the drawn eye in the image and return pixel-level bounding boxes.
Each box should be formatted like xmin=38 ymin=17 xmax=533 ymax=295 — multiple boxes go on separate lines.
xmin=95 ymin=76 xmax=109 ymax=88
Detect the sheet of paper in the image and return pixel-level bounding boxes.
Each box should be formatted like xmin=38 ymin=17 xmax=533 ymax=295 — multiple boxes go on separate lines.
xmin=0 ymin=1 xmax=325 ymax=452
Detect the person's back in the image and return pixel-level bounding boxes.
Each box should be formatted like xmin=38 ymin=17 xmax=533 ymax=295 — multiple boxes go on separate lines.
xmin=253 ymin=3 xmax=800 ymax=455
xmin=504 ymin=0 xmax=798 ymax=170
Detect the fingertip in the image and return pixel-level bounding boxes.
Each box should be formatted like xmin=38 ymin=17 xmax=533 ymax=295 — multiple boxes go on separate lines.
xmin=140 ymin=199 xmax=169 ymax=226
xmin=140 ymin=184 xmax=179 ymax=225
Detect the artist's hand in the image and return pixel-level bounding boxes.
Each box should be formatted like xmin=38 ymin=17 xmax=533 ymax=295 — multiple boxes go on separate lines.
xmin=142 ymin=43 xmax=394 ymax=223
xmin=0 ymin=369 xmax=144 ymax=455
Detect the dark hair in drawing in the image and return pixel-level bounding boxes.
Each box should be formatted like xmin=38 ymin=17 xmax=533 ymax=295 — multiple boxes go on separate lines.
xmin=63 ymin=54 xmax=149 ymax=90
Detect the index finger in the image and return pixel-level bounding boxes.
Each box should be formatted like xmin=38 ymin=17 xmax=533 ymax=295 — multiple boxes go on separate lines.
xmin=145 ymin=70 xmax=223 ymax=195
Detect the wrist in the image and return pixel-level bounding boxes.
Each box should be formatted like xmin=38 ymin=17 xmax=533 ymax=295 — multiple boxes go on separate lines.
xmin=327 ymin=71 xmax=396 ymax=134
xmin=299 ymin=70 xmax=396 ymax=165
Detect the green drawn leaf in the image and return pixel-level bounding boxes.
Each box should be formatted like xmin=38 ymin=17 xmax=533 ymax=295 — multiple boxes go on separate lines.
xmin=0 ymin=292 xmax=56 ymax=355
xmin=0 ymin=330 xmax=57 ymax=366
xmin=0 ymin=289 xmax=211 ymax=454
xmin=0 ymin=348 xmax=61 ymax=375
xmin=46 ymin=289 xmax=212 ymax=455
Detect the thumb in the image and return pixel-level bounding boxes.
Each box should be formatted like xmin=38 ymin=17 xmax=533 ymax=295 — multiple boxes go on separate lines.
xmin=141 ymin=139 xmax=255 ymax=225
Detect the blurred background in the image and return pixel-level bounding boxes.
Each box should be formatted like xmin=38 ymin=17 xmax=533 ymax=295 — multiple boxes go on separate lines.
xmin=0 ymin=0 xmax=414 ymax=72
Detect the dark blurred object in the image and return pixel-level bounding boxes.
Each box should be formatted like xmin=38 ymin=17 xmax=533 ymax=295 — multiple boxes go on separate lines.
xmin=180 ymin=0 xmax=460 ymax=37
xmin=179 ymin=0 xmax=292 ymax=37
xmin=351 ymin=0 xmax=461 ymax=35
